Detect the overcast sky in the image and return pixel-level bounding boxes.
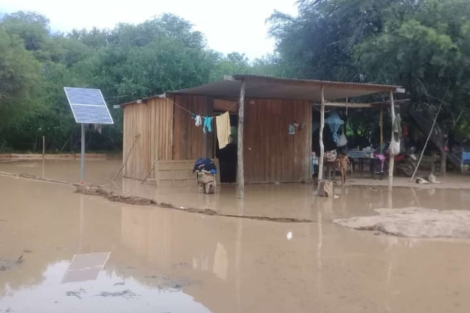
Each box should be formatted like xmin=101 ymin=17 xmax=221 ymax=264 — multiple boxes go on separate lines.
xmin=0 ymin=0 xmax=298 ymax=59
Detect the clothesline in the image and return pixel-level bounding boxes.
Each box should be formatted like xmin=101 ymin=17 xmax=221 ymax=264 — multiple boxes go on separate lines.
xmin=163 ymin=98 xmax=233 ymax=149
xmin=164 ymin=98 xmax=237 ymax=118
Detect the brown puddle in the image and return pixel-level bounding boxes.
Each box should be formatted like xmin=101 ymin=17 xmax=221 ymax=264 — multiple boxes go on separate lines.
xmin=1 ymin=161 xmax=470 ymax=312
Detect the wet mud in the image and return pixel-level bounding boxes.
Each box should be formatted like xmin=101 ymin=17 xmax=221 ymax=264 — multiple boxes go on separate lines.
xmin=335 ymin=207 xmax=470 ymax=238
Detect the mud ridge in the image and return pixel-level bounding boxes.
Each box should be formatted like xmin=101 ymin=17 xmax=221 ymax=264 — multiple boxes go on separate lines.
xmin=0 ymin=171 xmax=313 ymax=223
xmin=0 ymin=171 xmax=73 ymax=186
xmin=75 ymin=185 xmax=313 ymax=223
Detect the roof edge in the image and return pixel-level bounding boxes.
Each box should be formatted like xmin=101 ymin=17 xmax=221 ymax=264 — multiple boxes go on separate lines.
xmin=228 ymin=74 xmax=404 ymax=93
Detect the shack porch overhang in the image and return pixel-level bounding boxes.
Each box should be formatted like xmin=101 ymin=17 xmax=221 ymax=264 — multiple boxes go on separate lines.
xmin=168 ymin=75 xmax=404 ymax=198
xmin=119 ymin=75 xmax=405 ymax=198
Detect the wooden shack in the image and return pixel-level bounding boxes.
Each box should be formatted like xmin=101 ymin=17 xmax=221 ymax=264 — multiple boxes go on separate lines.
xmin=118 ymin=75 xmax=403 ymax=194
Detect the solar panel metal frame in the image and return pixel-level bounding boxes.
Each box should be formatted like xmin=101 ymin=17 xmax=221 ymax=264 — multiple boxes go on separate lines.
xmin=64 ymin=87 xmax=114 ymax=125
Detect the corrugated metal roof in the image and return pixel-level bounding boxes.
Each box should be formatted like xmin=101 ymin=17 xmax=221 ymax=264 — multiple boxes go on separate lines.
xmin=231 ymin=74 xmax=402 ymax=90
xmin=119 ymin=74 xmax=404 ymax=107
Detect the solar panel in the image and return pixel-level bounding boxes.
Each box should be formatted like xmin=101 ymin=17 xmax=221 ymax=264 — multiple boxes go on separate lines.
xmin=64 ymin=87 xmax=114 ymax=124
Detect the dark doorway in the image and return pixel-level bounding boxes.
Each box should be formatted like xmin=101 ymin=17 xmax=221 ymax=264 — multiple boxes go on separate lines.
xmin=215 ymin=114 xmax=238 ymax=183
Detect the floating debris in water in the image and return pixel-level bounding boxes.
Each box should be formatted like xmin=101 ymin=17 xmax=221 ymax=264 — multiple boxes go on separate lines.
xmin=66 ymin=289 xmax=86 ymax=300
xmin=95 ymin=290 xmax=138 ymax=298
xmin=172 ymin=262 xmax=191 ymax=268
xmin=144 ymin=275 xmax=200 ymax=291
xmin=0 ymin=255 xmax=24 ymax=271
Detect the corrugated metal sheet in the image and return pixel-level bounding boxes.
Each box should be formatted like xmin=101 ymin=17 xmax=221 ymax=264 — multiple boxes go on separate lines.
xmin=231 ymin=74 xmax=401 ymax=89
xmin=119 ymin=74 xmax=403 ymax=107
xmin=169 ymin=76 xmax=402 ymax=102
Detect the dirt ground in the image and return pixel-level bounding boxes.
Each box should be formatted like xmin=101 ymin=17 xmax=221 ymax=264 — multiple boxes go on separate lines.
xmin=1 ymin=160 xmax=470 ymax=313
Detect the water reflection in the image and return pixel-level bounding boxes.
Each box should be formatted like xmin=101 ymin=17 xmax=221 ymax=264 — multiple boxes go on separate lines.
xmin=0 ymin=261 xmax=210 ymax=313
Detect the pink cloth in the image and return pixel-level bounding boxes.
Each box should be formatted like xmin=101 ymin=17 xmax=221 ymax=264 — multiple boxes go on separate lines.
xmin=376 ymin=154 xmax=386 ymax=171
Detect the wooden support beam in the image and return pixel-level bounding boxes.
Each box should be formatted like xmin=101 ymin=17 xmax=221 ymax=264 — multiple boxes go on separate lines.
xmin=312 ymin=99 xmax=409 ymax=109
xmin=237 ymin=81 xmax=246 ymax=199
xmin=114 ymin=134 xmax=140 ymax=181
xmin=320 ymin=102 xmax=374 ymax=108
xmin=388 ymin=92 xmax=395 ymax=186
xmin=42 ymin=136 xmax=46 ymax=159
xmin=379 ymin=108 xmax=384 ymax=154
xmin=203 ymin=97 xmax=214 ymax=158
xmin=318 ymin=85 xmax=325 ymax=181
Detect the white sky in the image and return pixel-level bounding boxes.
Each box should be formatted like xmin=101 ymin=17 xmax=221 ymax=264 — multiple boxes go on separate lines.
xmin=0 ymin=0 xmax=298 ymax=59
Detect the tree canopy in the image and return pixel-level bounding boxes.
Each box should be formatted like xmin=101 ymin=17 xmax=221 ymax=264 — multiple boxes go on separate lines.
xmin=270 ymin=0 xmax=470 ymax=142
xmin=0 ymin=12 xmax=274 ymax=152
xmin=1 ymin=1 xmax=470 ymax=153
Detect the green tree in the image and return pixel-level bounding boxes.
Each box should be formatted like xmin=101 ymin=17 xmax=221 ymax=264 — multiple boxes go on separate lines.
xmin=0 ymin=27 xmax=40 ymax=129
xmin=270 ymin=0 xmax=470 ymax=172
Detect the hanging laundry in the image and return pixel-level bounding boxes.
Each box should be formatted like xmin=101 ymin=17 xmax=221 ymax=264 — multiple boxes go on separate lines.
xmin=216 ymin=112 xmax=231 ymax=149
xmin=195 ymin=115 xmax=202 ymax=127
xmin=325 ymin=111 xmax=344 ymax=144
xmin=393 ymin=114 xmax=402 ymax=141
xmin=203 ymin=117 xmax=213 ymax=133
xmin=390 ymin=113 xmax=402 ymax=156
xmin=376 ymin=154 xmax=386 ymax=172
xmin=337 ymin=132 xmax=348 ymax=147
xmin=93 ymin=124 xmax=102 ymax=134
xmin=289 ymin=124 xmax=296 ymax=135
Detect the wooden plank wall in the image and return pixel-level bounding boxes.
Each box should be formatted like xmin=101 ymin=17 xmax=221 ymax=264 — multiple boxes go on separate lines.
xmin=123 ymin=103 xmax=151 ymax=180
xmin=243 ymin=98 xmax=312 ymax=183
xmin=155 ymin=159 xmax=220 ymax=187
xmin=171 ymin=95 xmax=214 ymax=160
xmin=148 ymin=97 xmax=173 ymax=163
xmin=123 ymin=98 xmax=174 ymax=180
xmin=123 ymin=95 xmax=312 ymax=183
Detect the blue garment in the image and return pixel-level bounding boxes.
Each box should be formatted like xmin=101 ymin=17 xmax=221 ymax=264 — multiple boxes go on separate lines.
xmin=463 ymin=151 xmax=470 ymax=165
xmin=193 ymin=158 xmax=217 ymax=173
xmin=203 ymin=117 xmax=213 ymax=133
xmin=325 ymin=111 xmax=344 ymax=144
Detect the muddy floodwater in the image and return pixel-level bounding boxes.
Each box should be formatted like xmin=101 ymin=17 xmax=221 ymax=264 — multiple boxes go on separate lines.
xmin=1 ymin=160 xmax=470 ymax=312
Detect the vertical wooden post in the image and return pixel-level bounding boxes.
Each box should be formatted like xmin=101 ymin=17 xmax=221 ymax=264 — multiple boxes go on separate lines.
xmin=42 ymin=136 xmax=46 ymax=159
xmin=237 ymin=81 xmax=246 ymax=199
xmin=203 ymin=97 xmax=214 ymax=158
xmin=388 ymin=92 xmax=395 ymax=186
xmin=379 ymin=108 xmax=384 ymax=154
xmin=318 ymin=85 xmax=325 ymax=181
